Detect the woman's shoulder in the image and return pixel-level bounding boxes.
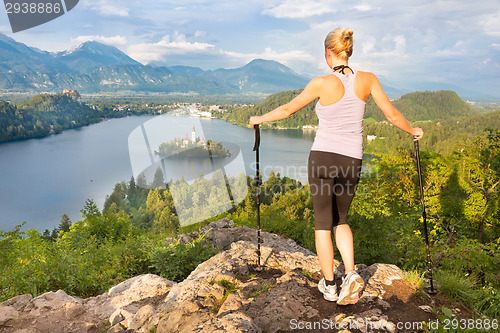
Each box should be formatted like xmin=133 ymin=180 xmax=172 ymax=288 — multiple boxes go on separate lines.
xmin=355 ymin=70 xmax=377 ymax=79
xmin=354 ymin=71 xmax=380 ymax=88
xmin=310 ymin=73 xmax=345 ymax=85
xmin=311 ymin=74 xmax=335 ymax=82
xmin=306 ymin=74 xmax=342 ymax=91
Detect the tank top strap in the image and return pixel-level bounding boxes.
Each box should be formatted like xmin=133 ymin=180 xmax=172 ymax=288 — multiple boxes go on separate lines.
xmin=332 ymin=71 xmax=357 ymax=93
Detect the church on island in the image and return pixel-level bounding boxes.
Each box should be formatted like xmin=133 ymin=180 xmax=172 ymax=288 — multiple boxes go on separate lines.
xmin=155 ymin=126 xmax=231 ymax=158
xmin=181 ymin=126 xmax=207 ymax=148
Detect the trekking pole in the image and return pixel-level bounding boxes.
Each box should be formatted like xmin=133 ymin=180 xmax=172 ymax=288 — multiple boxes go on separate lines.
xmin=414 ymin=140 xmax=437 ymax=294
xmin=253 ymin=124 xmax=262 ymax=267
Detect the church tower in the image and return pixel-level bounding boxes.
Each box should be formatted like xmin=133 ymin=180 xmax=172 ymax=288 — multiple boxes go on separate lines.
xmin=191 ymin=126 xmax=196 ymax=143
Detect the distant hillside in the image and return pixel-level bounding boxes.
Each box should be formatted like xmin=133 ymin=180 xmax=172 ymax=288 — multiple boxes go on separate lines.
xmin=217 ymin=89 xmax=478 ymax=129
xmin=0 ymin=33 xmax=309 ymax=95
xmin=365 ymin=90 xmax=478 ymax=122
xmin=217 ymin=90 xmax=316 ymax=128
xmin=0 ymin=92 xmax=117 ymax=142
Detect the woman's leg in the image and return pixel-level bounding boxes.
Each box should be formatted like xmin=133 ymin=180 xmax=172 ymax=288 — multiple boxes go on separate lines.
xmin=332 ymin=155 xmax=361 ymax=274
xmin=309 ymin=151 xmax=338 ymax=280
xmin=315 ymin=230 xmax=335 ymax=280
xmin=333 ymin=224 xmax=355 ymax=273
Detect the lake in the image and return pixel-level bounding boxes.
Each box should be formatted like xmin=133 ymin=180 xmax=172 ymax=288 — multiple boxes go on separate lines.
xmin=0 ymin=113 xmax=318 ymax=232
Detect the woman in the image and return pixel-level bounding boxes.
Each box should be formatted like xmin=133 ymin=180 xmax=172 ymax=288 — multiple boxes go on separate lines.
xmin=249 ymin=27 xmax=423 ymax=305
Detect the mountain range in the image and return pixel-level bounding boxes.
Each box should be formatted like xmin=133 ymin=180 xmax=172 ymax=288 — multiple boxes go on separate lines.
xmin=0 ymin=33 xmax=309 ymax=95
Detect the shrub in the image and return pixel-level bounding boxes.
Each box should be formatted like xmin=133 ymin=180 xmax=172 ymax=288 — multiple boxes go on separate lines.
xmin=150 ymin=233 xmax=218 ymax=282
xmin=435 ymin=270 xmax=479 ymax=306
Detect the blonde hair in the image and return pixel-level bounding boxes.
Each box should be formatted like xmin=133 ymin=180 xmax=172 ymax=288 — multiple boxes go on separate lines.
xmin=324 ymin=27 xmax=354 ymax=59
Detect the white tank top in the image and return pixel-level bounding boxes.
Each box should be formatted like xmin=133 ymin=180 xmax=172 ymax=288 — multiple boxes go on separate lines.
xmin=310 ymin=71 xmax=366 ymax=159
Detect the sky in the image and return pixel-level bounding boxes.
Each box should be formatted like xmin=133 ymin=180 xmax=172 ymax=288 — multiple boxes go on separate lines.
xmin=0 ymin=0 xmax=499 ymax=97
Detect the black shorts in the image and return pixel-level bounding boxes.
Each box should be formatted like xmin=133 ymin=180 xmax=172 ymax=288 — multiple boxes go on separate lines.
xmin=308 ymin=150 xmax=362 ymax=230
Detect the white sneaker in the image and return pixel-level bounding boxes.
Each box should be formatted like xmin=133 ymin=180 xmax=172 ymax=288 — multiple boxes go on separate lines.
xmin=318 ymin=278 xmax=338 ymax=302
xmin=337 ymin=270 xmax=364 ymax=305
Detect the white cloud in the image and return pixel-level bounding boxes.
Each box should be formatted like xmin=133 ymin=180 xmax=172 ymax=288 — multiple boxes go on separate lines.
xmin=82 ymin=0 xmax=130 ymax=17
xmin=70 ymin=35 xmax=128 ymax=47
xmin=361 ymin=36 xmax=376 ymax=54
xmin=223 ymin=47 xmax=315 ymax=67
xmin=434 ymin=40 xmax=469 ymax=58
xmin=262 ymin=0 xmax=337 ymax=19
xmin=127 ymin=32 xmax=217 ymax=64
xmin=127 ymin=32 xmax=315 ymax=70
xmin=480 ymin=11 xmax=500 ymax=37
xmin=194 ymin=31 xmax=207 ymax=39
xmin=354 ymin=4 xmax=372 ymax=12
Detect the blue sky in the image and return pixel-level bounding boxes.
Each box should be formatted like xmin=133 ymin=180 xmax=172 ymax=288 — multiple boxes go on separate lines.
xmin=1 ymin=0 xmax=499 ymax=97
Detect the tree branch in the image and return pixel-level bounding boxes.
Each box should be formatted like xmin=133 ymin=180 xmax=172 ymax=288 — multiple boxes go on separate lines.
xmin=487 ymin=179 xmax=500 ymax=194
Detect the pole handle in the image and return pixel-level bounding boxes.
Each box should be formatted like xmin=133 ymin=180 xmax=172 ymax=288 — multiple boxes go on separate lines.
xmin=414 ymin=140 xmax=425 ymax=208
xmin=253 ymin=125 xmax=260 ymax=152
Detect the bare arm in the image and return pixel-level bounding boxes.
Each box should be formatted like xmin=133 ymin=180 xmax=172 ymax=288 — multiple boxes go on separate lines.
xmin=249 ymin=77 xmax=322 ymax=127
xmin=369 ymin=73 xmax=423 ymax=141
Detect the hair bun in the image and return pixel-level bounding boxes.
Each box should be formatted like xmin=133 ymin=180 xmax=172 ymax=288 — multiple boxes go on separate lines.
xmin=342 ymin=29 xmax=354 ymax=39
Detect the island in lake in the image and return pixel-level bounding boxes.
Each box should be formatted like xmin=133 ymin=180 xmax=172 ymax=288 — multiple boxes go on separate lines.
xmin=155 ymin=126 xmax=232 ymax=158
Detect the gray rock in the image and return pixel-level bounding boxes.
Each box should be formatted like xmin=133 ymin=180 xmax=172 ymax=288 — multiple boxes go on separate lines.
xmin=197 ymin=282 xmax=226 ymax=300
xmin=126 ymin=304 xmax=155 ymax=330
xmin=0 ymin=294 xmax=33 ymax=312
xmin=376 ymin=299 xmax=391 ymax=310
xmin=419 ymin=305 xmax=433 ymax=313
xmin=109 ymin=308 xmax=125 ymax=326
xmin=65 ymin=302 xmax=85 ymax=320
xmin=107 ymin=323 xmax=126 ymax=333
xmin=88 ymin=273 xmax=174 ymax=320
xmin=0 ymin=305 xmax=19 ymax=326
xmin=32 ymin=290 xmax=78 ymax=311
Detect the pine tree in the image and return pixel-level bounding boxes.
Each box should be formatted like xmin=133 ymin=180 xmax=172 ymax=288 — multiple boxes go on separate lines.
xmin=152 ymin=167 xmax=165 ymax=189
xmin=58 ymin=214 xmax=72 ymax=233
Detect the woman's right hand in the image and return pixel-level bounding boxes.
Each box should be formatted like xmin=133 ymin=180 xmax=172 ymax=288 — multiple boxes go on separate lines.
xmin=249 ymin=116 xmax=262 ymax=128
xmin=412 ymin=127 xmax=424 ymax=141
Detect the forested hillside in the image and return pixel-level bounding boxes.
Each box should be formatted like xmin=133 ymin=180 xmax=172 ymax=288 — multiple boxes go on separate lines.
xmin=364 ymin=109 xmax=500 ymax=155
xmin=366 ymin=90 xmax=478 ymax=122
xmin=215 ymin=90 xmax=317 ymax=128
xmin=0 ymin=93 xmax=125 ymax=142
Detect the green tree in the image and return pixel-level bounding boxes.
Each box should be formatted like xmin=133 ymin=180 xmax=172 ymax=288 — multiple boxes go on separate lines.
xmin=136 ymin=172 xmax=149 ymax=189
xmin=59 ymin=214 xmax=72 ymax=233
xmin=152 ymin=167 xmax=166 ymax=189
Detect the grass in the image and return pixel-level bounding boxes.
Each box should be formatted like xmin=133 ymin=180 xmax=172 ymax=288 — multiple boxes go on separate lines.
xmin=435 ymin=270 xmax=479 ymax=306
xmin=402 ymin=269 xmax=426 ymax=291
xmin=247 ymin=282 xmax=275 ymax=299
xmin=236 ymin=274 xmax=256 ymax=282
xmin=301 ymin=269 xmax=313 ymax=279
xmin=208 ymin=279 xmax=239 ymax=313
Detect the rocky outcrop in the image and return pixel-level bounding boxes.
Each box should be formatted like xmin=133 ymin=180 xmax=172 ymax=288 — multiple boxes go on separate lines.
xmin=0 ymin=274 xmax=173 ymax=333
xmin=0 ymin=218 xmax=435 ymax=333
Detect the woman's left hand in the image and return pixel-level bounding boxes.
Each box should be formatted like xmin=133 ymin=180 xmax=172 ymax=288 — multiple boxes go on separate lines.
xmin=249 ymin=116 xmax=262 ymax=128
